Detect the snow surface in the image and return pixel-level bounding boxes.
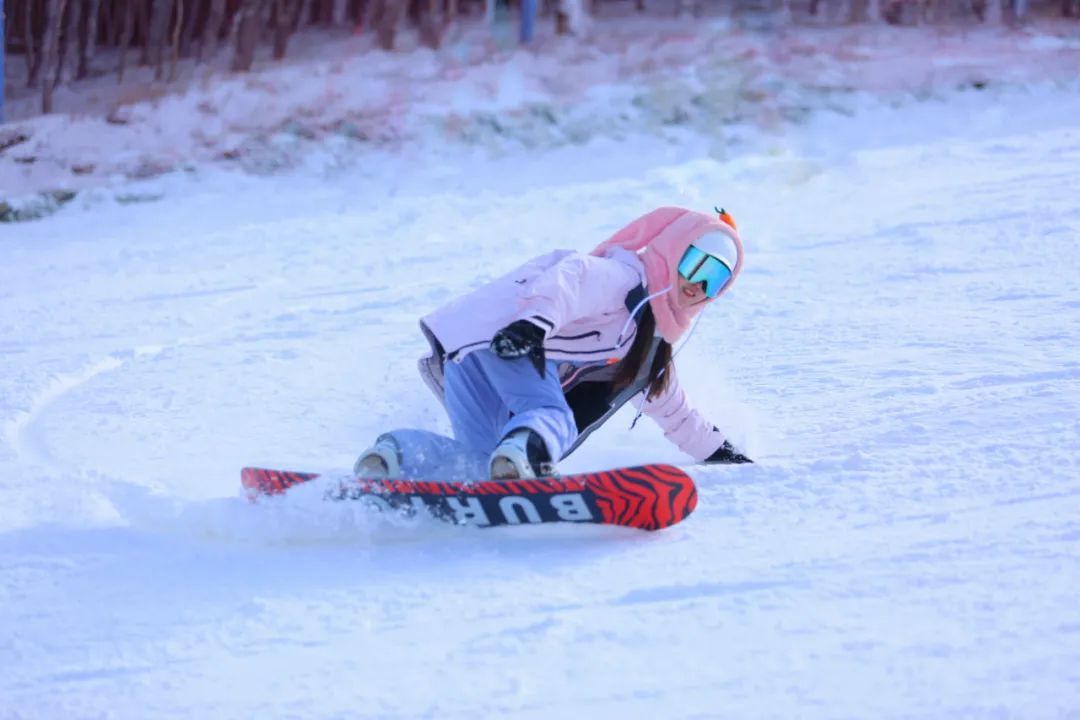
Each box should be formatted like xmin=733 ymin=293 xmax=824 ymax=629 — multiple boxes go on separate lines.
xmin=2 ymin=18 xmax=1080 ymax=720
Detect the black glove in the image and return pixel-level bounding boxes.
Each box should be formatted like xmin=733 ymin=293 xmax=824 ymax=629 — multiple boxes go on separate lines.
xmin=705 ymin=440 xmax=753 ymax=464
xmin=491 ymin=320 xmax=547 ymax=378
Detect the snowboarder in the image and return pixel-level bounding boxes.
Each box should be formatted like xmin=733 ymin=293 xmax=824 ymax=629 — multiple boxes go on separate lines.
xmin=356 ymin=205 xmax=754 ymax=481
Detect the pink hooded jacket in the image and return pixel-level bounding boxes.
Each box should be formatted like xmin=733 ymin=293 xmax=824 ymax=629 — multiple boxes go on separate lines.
xmin=419 ymin=207 xmax=744 ymax=462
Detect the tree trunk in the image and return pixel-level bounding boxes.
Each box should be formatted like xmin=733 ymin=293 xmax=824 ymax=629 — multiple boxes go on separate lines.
xmin=56 ymin=0 xmax=79 ymax=86
xmin=169 ymin=0 xmax=183 ymax=80
xmin=87 ymin=0 xmax=101 ymax=68
xmin=231 ymin=0 xmax=263 ymax=71
xmin=102 ymin=0 xmax=116 ymax=48
xmin=365 ymin=0 xmax=405 ymax=49
xmin=179 ymin=0 xmax=201 ymax=57
xmin=147 ymin=0 xmax=174 ymax=80
xmin=118 ymin=0 xmax=134 ymax=81
xmin=418 ymin=11 xmax=446 ymax=47
xmin=332 ymin=0 xmax=349 ymax=22
xmin=136 ymin=0 xmax=151 ymax=65
xmin=41 ymin=0 xmax=70 ymax=114
xmin=26 ymin=0 xmax=42 ymax=87
xmin=295 ymin=0 xmax=313 ymax=28
xmin=273 ymin=0 xmax=300 ymax=58
xmin=77 ymin=0 xmax=100 ymax=79
xmin=200 ymin=0 xmax=226 ymax=61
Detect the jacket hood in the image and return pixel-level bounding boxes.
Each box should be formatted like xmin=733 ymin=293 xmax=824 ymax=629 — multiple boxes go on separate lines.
xmin=590 ymin=206 xmax=744 ymax=342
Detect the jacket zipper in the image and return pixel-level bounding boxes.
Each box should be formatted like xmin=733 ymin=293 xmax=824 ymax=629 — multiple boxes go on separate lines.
xmin=551 ymin=330 xmax=601 ymax=341
xmin=546 ymin=327 xmax=635 ymax=356
xmin=449 ymin=327 xmax=634 ymax=360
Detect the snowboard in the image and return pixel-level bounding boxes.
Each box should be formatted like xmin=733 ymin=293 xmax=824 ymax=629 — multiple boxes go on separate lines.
xmin=241 ymin=464 xmax=697 ymax=531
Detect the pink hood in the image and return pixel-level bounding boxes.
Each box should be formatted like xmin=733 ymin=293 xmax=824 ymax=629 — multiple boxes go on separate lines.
xmin=590 ymin=207 xmax=744 ymax=343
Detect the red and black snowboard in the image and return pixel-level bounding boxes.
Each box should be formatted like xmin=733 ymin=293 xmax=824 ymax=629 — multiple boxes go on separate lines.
xmin=241 ymin=464 xmax=697 ymax=531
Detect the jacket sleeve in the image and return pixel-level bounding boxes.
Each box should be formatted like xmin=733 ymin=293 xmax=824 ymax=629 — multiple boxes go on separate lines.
xmin=512 ymin=253 xmax=637 ymax=336
xmin=642 ymin=364 xmax=727 ymax=461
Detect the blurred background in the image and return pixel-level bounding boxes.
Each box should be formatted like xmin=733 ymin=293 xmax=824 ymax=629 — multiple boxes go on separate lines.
xmin=1 ymin=1 xmax=1079 ymax=718
xmin=1 ymin=0 xmax=1077 ymax=214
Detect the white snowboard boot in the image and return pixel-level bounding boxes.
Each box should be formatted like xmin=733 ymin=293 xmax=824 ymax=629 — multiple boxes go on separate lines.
xmin=489 ymin=428 xmax=554 ymax=480
xmin=353 ymin=436 xmax=402 ymax=478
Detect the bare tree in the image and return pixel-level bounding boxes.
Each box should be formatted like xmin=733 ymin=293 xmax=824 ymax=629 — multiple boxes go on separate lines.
xmin=179 ymin=0 xmax=202 ymax=57
xmin=273 ymin=0 xmax=303 ymax=59
xmin=169 ymin=0 xmax=184 ymax=80
xmin=296 ymin=0 xmax=315 ymax=29
xmin=201 ymin=0 xmax=227 ymax=61
xmin=232 ymin=0 xmax=265 ymax=71
xmin=417 ymin=0 xmax=450 ymax=47
xmin=25 ymin=0 xmax=43 ymax=87
xmin=57 ymin=0 xmax=80 ymax=86
xmin=77 ymin=0 xmax=102 ymax=80
xmin=136 ymin=0 xmax=152 ymax=65
xmin=41 ymin=0 xmax=71 ymax=113
xmin=118 ymin=0 xmax=135 ymax=81
xmin=366 ymin=0 xmax=407 ymax=49
xmin=103 ymin=0 xmax=119 ymax=49
xmin=17 ymin=0 xmax=484 ymax=108
xmin=146 ymin=0 xmax=175 ymax=80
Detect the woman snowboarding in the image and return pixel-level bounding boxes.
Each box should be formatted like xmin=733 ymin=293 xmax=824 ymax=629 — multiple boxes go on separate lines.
xmin=356 ymin=205 xmax=753 ymax=481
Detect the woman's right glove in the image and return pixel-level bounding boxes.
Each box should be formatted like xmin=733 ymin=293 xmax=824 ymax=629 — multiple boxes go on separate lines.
xmin=491 ymin=320 xmax=547 ymax=378
xmin=705 ymin=440 xmax=753 ymax=464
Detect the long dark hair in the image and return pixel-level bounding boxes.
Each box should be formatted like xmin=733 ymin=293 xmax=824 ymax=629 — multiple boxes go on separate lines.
xmin=612 ymin=304 xmax=673 ymax=401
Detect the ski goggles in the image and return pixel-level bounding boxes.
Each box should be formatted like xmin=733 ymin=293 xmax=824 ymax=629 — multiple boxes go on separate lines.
xmin=677 ymin=245 xmax=734 ymax=298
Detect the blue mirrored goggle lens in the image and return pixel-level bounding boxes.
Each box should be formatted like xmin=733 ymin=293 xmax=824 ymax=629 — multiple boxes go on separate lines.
xmin=677 ymin=246 xmax=733 ymax=298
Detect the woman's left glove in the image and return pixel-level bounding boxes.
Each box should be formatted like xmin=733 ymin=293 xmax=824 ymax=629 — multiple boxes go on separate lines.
xmin=705 ymin=440 xmax=753 ymax=464
xmin=491 ymin=320 xmax=547 ymax=378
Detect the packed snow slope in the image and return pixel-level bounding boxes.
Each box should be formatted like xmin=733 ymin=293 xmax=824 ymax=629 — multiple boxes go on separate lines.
xmin=2 ymin=49 xmax=1080 ymax=720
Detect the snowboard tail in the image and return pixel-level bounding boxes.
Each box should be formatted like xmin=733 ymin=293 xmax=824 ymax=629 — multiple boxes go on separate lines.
xmin=241 ymin=464 xmax=697 ymax=531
